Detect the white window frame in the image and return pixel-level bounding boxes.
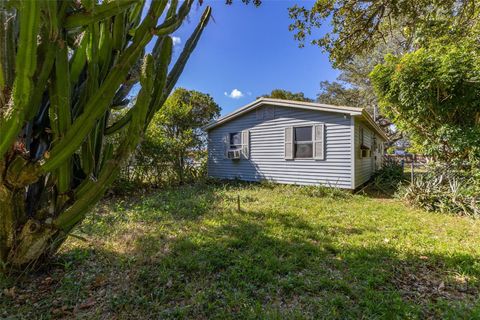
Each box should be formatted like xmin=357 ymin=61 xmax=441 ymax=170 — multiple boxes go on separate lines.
xmin=224 ymin=131 xmax=249 ymax=160
xmin=285 ymin=124 xmax=325 ymax=160
xmin=359 ymin=126 xmax=371 ymax=159
xmin=293 ymin=126 xmax=314 ymax=159
xmin=229 ymin=132 xmax=242 ymax=150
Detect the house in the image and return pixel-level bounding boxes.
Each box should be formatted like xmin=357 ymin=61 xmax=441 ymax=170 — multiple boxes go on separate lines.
xmin=204 ymin=98 xmax=388 ymax=189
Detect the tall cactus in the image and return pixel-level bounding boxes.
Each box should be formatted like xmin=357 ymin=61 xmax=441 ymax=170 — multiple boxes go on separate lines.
xmin=0 ymin=0 xmax=211 ymax=270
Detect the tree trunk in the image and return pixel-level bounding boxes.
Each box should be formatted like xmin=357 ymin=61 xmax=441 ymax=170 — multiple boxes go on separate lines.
xmin=178 ymin=153 xmax=184 ymax=184
xmin=0 ymin=184 xmax=16 ymax=266
xmin=0 ymin=158 xmax=66 ymax=270
xmin=0 ymin=186 xmax=58 ymax=270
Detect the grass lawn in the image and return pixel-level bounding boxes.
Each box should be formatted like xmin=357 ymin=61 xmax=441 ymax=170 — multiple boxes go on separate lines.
xmin=2 ymin=182 xmax=480 ymax=319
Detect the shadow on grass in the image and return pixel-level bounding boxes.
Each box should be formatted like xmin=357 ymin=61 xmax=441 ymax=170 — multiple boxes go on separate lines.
xmin=2 ymin=184 xmax=480 ymax=319
xmin=356 ymin=183 xmax=397 ymax=199
xmin=123 ymin=214 xmax=479 ymax=319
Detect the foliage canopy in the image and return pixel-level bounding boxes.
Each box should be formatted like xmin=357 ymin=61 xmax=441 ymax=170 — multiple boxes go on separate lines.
xmin=260 ymin=89 xmax=313 ymax=102
xmin=370 ymin=42 xmax=480 ymax=164
xmin=288 ymin=0 xmax=479 ymax=67
xmin=144 ymin=88 xmax=220 ymax=184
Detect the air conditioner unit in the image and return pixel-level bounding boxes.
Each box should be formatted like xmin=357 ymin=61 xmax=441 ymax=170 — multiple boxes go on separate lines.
xmin=227 ymin=149 xmax=241 ymax=160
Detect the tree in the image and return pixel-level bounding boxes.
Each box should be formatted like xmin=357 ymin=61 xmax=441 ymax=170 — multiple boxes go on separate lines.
xmin=260 ymin=89 xmax=313 ymax=102
xmin=316 ymin=81 xmax=361 ymax=106
xmin=370 ymin=41 xmax=480 ymax=164
xmin=288 ymin=0 xmax=479 ymax=68
xmin=145 ymin=88 xmax=220 ymax=184
xmin=289 ymin=1 xmax=479 ymax=151
xmin=0 ymin=0 xmax=211 ymax=270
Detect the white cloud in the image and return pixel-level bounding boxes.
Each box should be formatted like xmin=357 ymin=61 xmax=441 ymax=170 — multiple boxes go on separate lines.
xmin=172 ymin=36 xmax=181 ymax=46
xmin=224 ymin=89 xmax=244 ymax=99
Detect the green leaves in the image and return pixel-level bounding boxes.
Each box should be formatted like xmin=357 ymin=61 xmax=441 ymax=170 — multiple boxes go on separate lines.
xmin=370 ymin=41 xmax=480 ymax=164
xmin=261 ymin=89 xmax=313 ymax=102
xmin=288 ymin=0 xmax=479 ymax=68
xmin=143 ymin=87 xmax=220 ymax=184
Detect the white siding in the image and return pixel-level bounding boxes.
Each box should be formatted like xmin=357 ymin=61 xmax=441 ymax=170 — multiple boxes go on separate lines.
xmin=207 ymin=105 xmax=353 ymax=189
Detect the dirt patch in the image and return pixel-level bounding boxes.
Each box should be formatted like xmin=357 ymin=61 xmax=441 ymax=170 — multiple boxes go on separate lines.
xmin=392 ymin=260 xmax=479 ymax=310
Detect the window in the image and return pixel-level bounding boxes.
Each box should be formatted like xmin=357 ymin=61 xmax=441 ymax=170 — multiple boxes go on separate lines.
xmin=361 ymin=149 xmax=371 ymax=158
xmin=230 ymin=132 xmax=241 ymax=149
xmin=224 ymin=131 xmax=250 ymax=160
xmin=294 ymin=126 xmax=313 ymax=158
xmin=285 ymin=124 xmax=324 ymax=160
xmin=359 ymin=126 xmax=371 ymax=158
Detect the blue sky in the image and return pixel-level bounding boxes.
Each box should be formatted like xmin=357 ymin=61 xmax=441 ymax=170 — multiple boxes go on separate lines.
xmin=161 ymin=0 xmax=338 ymax=115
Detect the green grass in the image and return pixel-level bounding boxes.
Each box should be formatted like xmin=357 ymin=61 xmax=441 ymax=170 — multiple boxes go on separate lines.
xmin=2 ymin=182 xmax=480 ymax=319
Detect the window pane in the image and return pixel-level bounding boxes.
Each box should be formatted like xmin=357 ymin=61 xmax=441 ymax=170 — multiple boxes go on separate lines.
xmin=230 ymin=132 xmax=241 ymax=145
xmin=295 ymin=143 xmax=313 ymax=158
xmin=294 ymin=127 xmax=312 ymax=142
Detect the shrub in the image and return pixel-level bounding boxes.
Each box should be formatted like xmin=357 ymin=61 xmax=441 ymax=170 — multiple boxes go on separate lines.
xmin=396 ymin=165 xmax=480 ymax=216
xmin=373 ymin=157 xmax=405 ymax=191
xmin=113 ymin=88 xmax=219 ymax=190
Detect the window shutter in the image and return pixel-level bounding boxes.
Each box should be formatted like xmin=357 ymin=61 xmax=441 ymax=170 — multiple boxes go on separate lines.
xmin=313 ymin=124 xmax=325 ymax=160
xmin=241 ymin=130 xmax=250 ymax=159
xmin=223 ymin=134 xmax=230 ymax=159
xmin=284 ymin=127 xmax=293 ymax=160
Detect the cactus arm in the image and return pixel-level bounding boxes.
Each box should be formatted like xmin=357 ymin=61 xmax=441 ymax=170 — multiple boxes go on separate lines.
xmin=0 ymin=3 xmax=16 ymax=92
xmin=105 ymin=109 xmax=133 ymax=135
xmin=152 ymin=0 xmax=194 ymax=36
xmin=110 ymin=36 xmax=173 ymax=135
xmin=79 ymin=21 xmax=100 ymax=177
xmin=27 ymin=0 xmax=60 ymax=120
xmin=55 ymin=55 xmax=155 ymax=231
xmin=45 ymin=0 xmax=72 ymax=196
xmin=131 ymin=0 xmax=169 ymax=42
xmin=41 ymin=0 xmax=169 ymax=173
xmin=80 ymin=138 xmax=94 ymax=176
xmin=28 ymin=44 xmax=55 ymax=120
xmin=70 ymin=33 xmax=88 ymax=87
xmin=112 ymin=12 xmax=126 ymax=51
xmin=98 ymin=19 xmax=113 ymax=80
xmin=128 ymin=0 xmax=146 ymax=28
xmin=54 ymin=41 xmax=72 ymax=194
xmin=146 ymin=36 xmax=173 ymax=124
xmin=99 ymin=143 xmax=114 ymax=173
xmin=46 ymin=0 xmax=59 ymax=37
xmin=64 ymin=0 xmax=138 ymax=29
xmin=166 ymin=0 xmax=179 ymax=19
xmin=165 ymin=6 xmax=211 ymax=96
xmin=0 ymin=1 xmax=40 ymax=158
xmin=92 ymin=114 xmax=107 ymax=175
xmin=146 ymin=5 xmax=211 ymax=126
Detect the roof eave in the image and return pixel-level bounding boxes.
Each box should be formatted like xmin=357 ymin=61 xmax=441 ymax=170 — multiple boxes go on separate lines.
xmin=203 ymin=98 xmax=363 ymax=131
xmin=360 ymin=110 xmax=389 ymax=141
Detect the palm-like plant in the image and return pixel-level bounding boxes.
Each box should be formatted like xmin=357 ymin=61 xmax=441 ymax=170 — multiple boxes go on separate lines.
xmin=0 ymin=0 xmax=211 ymax=271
